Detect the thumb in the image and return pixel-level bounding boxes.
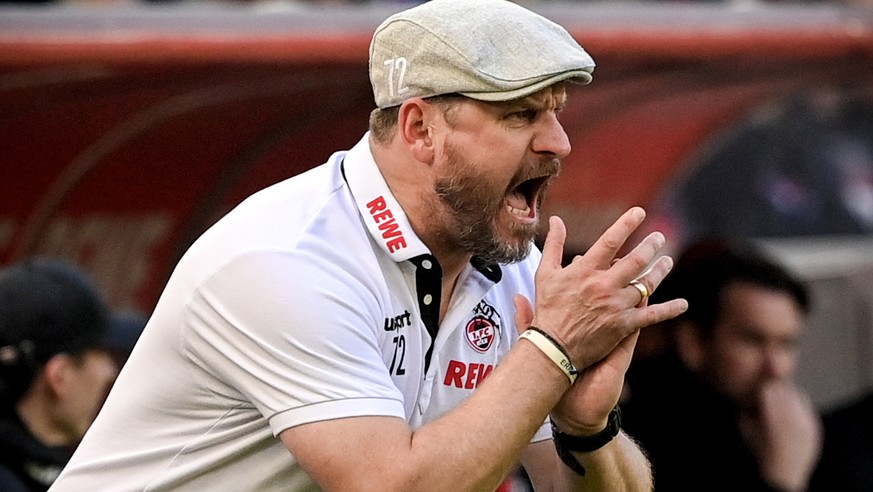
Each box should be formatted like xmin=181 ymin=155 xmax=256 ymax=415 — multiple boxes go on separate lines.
xmin=513 ymin=294 xmax=534 ymax=335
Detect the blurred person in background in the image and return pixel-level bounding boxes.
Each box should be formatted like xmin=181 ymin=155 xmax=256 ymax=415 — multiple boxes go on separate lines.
xmin=622 ymin=237 xmax=822 ymax=492
xmin=0 ymin=258 xmax=121 ymax=492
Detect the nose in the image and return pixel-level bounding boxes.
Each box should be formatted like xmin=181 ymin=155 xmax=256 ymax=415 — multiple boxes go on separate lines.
xmin=533 ymin=113 xmax=571 ymax=159
xmin=98 ymin=351 xmax=120 ymax=383
xmin=762 ymin=345 xmax=795 ymax=380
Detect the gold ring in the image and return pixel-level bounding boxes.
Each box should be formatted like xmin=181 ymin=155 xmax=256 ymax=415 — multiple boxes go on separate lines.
xmin=629 ymin=279 xmax=649 ymax=302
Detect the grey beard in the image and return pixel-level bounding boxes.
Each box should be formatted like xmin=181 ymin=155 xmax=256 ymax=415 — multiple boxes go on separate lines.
xmin=432 ymin=140 xmax=550 ymax=265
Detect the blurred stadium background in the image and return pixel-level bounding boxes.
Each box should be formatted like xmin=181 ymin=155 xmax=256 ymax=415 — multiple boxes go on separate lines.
xmin=1 ymin=0 xmax=872 ymax=412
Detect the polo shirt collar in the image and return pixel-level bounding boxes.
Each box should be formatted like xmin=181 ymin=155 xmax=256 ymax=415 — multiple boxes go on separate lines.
xmin=344 ymin=133 xmax=502 ymax=283
xmin=344 ymin=133 xmax=429 ymax=262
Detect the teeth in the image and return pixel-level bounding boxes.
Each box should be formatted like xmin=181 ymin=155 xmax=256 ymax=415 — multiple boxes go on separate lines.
xmin=506 ymin=188 xmax=531 ymax=218
xmin=507 ymin=204 xmax=531 ymax=217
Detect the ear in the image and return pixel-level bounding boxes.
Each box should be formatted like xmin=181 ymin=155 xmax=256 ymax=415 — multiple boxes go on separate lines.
xmin=398 ymin=98 xmax=436 ymax=163
xmin=674 ymin=321 xmax=705 ymax=373
xmin=41 ymin=353 xmax=75 ymax=399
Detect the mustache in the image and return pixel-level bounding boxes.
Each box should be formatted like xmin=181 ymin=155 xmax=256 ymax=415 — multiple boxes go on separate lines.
xmin=513 ymin=157 xmax=561 ymax=185
xmin=507 ymin=157 xmax=562 ymax=195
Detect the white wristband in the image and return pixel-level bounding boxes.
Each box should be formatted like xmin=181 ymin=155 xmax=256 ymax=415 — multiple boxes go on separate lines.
xmin=519 ymin=328 xmax=577 ymax=384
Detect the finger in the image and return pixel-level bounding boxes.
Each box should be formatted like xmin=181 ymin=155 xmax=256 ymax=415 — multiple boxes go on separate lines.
xmin=626 ymin=298 xmax=688 ymax=330
xmin=610 ymin=230 xmax=666 ymax=285
xmin=624 ymin=255 xmax=674 ymax=306
xmin=512 ymin=294 xmax=534 ymax=335
xmin=628 ymin=280 xmax=650 ymax=308
xmin=538 ymin=216 xmax=567 ymax=272
xmin=582 ymin=207 xmax=646 ymax=269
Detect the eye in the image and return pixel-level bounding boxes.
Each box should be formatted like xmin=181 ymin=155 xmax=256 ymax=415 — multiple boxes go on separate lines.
xmin=507 ymin=109 xmax=538 ymax=123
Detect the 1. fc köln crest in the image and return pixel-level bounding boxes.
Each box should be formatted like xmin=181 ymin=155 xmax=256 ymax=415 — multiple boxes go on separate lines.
xmin=465 ymin=301 xmax=502 ymax=353
xmin=465 ymin=316 xmax=496 ymax=353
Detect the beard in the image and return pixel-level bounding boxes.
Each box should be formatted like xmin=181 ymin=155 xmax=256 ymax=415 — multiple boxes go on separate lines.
xmin=432 ymin=141 xmax=556 ymax=265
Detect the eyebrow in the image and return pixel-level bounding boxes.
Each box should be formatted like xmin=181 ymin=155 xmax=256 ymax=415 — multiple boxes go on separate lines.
xmin=520 ymin=88 xmax=567 ymax=110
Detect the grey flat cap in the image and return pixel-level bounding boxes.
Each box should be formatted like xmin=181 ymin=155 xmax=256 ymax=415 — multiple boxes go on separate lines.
xmin=369 ymin=0 xmax=596 ymax=109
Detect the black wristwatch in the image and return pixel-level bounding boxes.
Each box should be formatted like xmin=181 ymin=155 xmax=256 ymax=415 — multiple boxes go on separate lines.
xmin=552 ymin=406 xmax=622 ymax=476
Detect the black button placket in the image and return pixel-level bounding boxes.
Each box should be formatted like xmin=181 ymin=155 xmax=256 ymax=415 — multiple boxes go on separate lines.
xmin=409 ymin=254 xmax=442 ymax=372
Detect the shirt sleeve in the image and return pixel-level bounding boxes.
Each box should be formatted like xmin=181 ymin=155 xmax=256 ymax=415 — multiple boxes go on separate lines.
xmin=181 ymin=250 xmax=406 ymax=437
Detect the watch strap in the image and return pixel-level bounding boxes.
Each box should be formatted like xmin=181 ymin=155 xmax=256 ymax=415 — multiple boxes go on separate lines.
xmin=552 ymin=406 xmax=622 ymax=453
xmin=554 ymin=441 xmax=589 ymax=477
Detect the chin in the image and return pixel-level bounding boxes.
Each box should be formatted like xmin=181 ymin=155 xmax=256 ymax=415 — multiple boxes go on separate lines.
xmin=494 ymin=238 xmax=533 ymax=264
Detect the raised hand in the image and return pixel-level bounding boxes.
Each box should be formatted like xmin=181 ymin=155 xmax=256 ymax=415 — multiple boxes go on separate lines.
xmin=524 ymin=208 xmax=687 ymax=432
xmin=741 ymin=380 xmax=823 ymax=492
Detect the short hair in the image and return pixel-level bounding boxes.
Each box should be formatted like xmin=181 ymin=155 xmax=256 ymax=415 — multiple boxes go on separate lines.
xmin=651 ymin=237 xmax=810 ymax=337
xmin=368 ymin=105 xmax=400 ymax=145
xmin=368 ymin=94 xmax=465 ymax=146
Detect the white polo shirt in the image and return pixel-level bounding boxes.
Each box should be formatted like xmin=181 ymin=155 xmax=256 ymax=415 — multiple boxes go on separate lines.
xmin=50 ymin=134 xmax=549 ymax=492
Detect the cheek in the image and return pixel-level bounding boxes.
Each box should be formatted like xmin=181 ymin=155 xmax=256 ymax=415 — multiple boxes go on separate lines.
xmin=772 ymin=347 xmax=799 ymax=375
xmin=82 ymin=358 xmax=118 ymax=399
xmin=451 ymin=132 xmax=526 ymax=173
xmin=442 ymin=147 xmax=507 ymax=202
xmin=711 ymin=344 xmax=760 ymax=388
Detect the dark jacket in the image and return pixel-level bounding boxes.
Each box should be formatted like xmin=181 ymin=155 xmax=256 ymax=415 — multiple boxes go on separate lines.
xmin=622 ymin=354 xmax=787 ymax=492
xmin=0 ymin=409 xmax=73 ymax=492
xmin=810 ymin=391 xmax=873 ymax=492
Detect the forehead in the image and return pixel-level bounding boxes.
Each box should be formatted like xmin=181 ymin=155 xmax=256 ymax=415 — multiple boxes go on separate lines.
xmin=716 ymin=282 xmax=804 ymax=337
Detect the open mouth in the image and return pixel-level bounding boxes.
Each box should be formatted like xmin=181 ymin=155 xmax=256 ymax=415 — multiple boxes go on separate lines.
xmin=506 ymin=175 xmax=551 ymax=220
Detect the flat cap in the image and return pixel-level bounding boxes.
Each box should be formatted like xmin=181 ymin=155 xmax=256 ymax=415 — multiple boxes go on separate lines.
xmin=369 ymin=0 xmax=595 ymax=109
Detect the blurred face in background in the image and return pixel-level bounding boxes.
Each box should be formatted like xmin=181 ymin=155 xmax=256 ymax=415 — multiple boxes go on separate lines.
xmin=52 ymin=348 xmax=119 ymax=442
xmin=696 ymin=281 xmax=805 ymax=411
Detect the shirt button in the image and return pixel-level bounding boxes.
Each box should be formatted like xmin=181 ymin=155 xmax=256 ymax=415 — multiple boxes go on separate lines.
xmin=423 ymin=294 xmax=433 ymax=305
xmin=422 ymin=259 xmax=432 ymax=270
